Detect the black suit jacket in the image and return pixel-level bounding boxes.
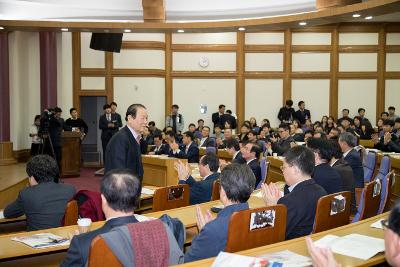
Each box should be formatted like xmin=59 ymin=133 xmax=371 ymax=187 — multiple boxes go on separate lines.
xmin=169 ymin=142 xmax=199 ymax=163
xmin=271 ymin=136 xmax=295 ymax=156
xmin=152 ymin=143 xmax=170 ymax=155
xmin=4 ymin=182 xmax=76 ymax=231
xmin=61 ymin=216 xmax=139 ymax=267
xmin=212 ymin=112 xmax=222 ymax=131
xmin=220 ymin=114 xmax=237 ymax=129
xmin=294 ymin=109 xmax=311 ymax=125
xmin=247 ymin=159 xmax=261 ymax=188
xmin=200 ymin=137 xmax=216 ymax=148
xmin=99 ymin=113 xmax=120 ymax=140
xmin=332 ymin=159 xmax=357 ymax=214
xmin=104 ymin=126 xmax=143 ymax=178
xmin=179 ymin=172 xmax=220 ymax=204
xmin=49 ymin=117 xmax=71 ymax=147
xmin=278 ymin=179 xmax=326 ymax=240
xmin=344 ymin=149 xmax=364 ymax=188
xmin=232 ymin=151 xmax=246 ymax=164
xmin=312 ymin=163 xmax=342 ymax=194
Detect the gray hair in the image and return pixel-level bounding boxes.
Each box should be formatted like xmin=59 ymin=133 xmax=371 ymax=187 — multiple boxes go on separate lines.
xmin=338 ymin=132 xmax=357 ymax=147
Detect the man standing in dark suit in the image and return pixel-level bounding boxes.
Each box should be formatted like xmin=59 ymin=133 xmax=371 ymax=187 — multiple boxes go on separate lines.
xmin=110 ymin=102 xmax=123 ymax=129
xmin=261 ymin=146 xmax=327 ymax=240
xmin=99 ymin=104 xmax=120 ymax=164
xmin=278 ymin=100 xmax=296 ymax=124
xmin=176 ymin=154 xmax=220 ymax=204
xmin=212 ymin=104 xmax=225 ymax=133
xmin=220 ymin=110 xmax=237 ymax=130
xmin=241 ymin=142 xmax=262 ymax=188
xmin=104 ymin=104 xmax=147 ymax=179
xmin=338 ymin=132 xmax=364 ymax=188
xmin=307 ymin=138 xmax=342 ymax=194
xmin=169 ymin=131 xmax=199 ymax=163
xmin=3 ymin=155 xmax=75 ymax=231
xmin=295 ymin=101 xmax=311 ymax=125
xmin=61 ymin=169 xmax=141 ymax=267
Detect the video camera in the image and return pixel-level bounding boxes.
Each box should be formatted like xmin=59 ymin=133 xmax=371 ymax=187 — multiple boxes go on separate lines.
xmin=38 ymin=108 xmax=56 ymax=135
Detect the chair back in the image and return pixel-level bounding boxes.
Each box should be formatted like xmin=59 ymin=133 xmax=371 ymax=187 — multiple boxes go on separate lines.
xmin=205 ymin=146 xmax=216 ymax=155
xmin=225 ymin=205 xmax=287 ymax=253
xmin=62 ymin=200 xmax=79 ymax=226
xmin=256 ymin=159 xmax=269 ymax=189
xmin=363 ymin=151 xmax=377 ymax=183
xmin=152 ymin=184 xmax=190 ymax=212
xmin=376 ymin=156 xmax=391 ymax=181
xmin=352 ymin=179 xmax=382 ymax=222
xmin=88 ymin=236 xmax=122 ymax=267
xmin=211 ymin=179 xmax=220 ymax=200
xmin=312 ymin=191 xmax=351 ymax=233
xmin=378 ymin=171 xmax=394 ymax=214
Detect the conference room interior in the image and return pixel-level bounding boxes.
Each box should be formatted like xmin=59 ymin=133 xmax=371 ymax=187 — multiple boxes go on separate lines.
xmin=1 ymin=0 xmax=400 ymax=266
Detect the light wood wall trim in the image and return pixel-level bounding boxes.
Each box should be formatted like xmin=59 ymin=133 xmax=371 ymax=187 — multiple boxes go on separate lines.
xmin=111 ymin=69 xmax=166 ymax=77
xmin=283 ymin=29 xmax=292 ymax=104
xmin=244 ymin=45 xmax=285 ymax=52
xmin=330 ymin=27 xmax=339 ymax=119
xmin=292 ymin=45 xmax=332 ymax=52
xmin=244 ymin=72 xmax=285 ymax=79
xmin=337 ymin=72 xmax=379 ymax=78
xmin=171 ymin=44 xmax=237 ymax=52
xmin=386 ymin=24 xmax=400 ymax=32
xmin=171 ymin=71 xmax=237 ymax=78
xmin=385 ymin=72 xmax=400 ymax=78
xmin=77 ymin=90 xmax=108 ymax=96
xmin=72 ymin=32 xmax=81 ymax=112
xmin=121 ymin=41 xmax=165 ymax=50
xmin=165 ymin=33 xmax=172 ymax=116
xmin=377 ymin=26 xmax=386 ymax=120
xmin=290 ymin=26 xmax=336 ymax=32
xmin=80 ymin=69 xmax=107 ymax=76
xmin=338 ymin=45 xmax=379 ymax=52
xmin=338 ymin=24 xmax=383 ymax=32
xmin=291 ymin=72 xmax=332 ymax=78
xmin=386 ymin=46 xmax=400 ymax=52
xmin=236 ymin=32 xmax=245 ymax=128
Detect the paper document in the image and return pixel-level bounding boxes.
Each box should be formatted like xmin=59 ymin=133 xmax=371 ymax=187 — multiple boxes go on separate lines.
xmin=211 ymin=252 xmax=267 ymax=267
xmin=134 ymin=214 xmax=156 ymax=222
xmin=260 ymin=250 xmax=312 ymax=267
xmin=370 ymin=219 xmax=384 ymax=229
xmin=141 ymin=187 xmax=155 ymax=195
xmin=11 ymin=233 xmax=70 ymax=249
xmin=314 ymin=234 xmax=385 ymax=260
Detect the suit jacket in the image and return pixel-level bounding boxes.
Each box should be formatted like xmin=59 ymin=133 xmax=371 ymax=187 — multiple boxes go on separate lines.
xmin=332 ymin=159 xmax=357 ymax=214
xmin=295 ymin=109 xmax=311 ymax=125
xmin=111 ymin=112 xmax=123 ymax=128
xmin=169 ymin=142 xmax=199 ymax=163
xmin=99 ymin=113 xmax=120 ymax=140
xmin=184 ymin=203 xmax=249 ymax=262
xmin=61 ymin=216 xmax=139 ymax=267
xmin=49 ymin=117 xmax=71 ymax=147
xmin=4 ymin=182 xmax=76 ymax=231
xmin=278 ymin=107 xmax=295 ymax=123
xmin=179 ymin=173 xmax=220 ymax=205
xmin=232 ymin=151 xmax=246 ymax=164
xmin=247 ymin=159 xmax=261 ymax=188
xmin=344 ymin=149 xmax=364 ymax=188
xmin=374 ymin=134 xmax=400 ymax=153
xmin=220 ymin=114 xmax=237 ymax=129
xmin=212 ymin=112 xmax=223 ymax=131
xmin=165 ymin=114 xmax=185 ymax=133
xmin=199 ymin=137 xmax=216 ymax=148
xmin=271 ymin=136 xmax=295 ymax=156
xmin=278 ymin=179 xmax=326 ymax=240
xmin=152 ymin=143 xmax=170 ymax=155
xmin=312 ymin=163 xmax=342 ymax=194
xmin=104 ymin=126 xmax=143 ymax=179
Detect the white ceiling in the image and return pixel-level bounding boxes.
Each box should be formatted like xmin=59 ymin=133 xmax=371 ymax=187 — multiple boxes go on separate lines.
xmin=0 ymin=0 xmax=316 ymax=21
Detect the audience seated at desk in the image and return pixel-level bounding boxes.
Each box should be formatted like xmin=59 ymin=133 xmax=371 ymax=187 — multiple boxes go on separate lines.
xmin=222 ymin=138 xmax=246 ymax=164
xmin=241 ymin=142 xmax=262 ymax=188
xmin=2 ymin=155 xmax=76 ymax=231
xmin=184 ymin=163 xmax=255 ymax=262
xmin=176 ymin=154 xmax=220 ymax=205
xmin=261 ymin=146 xmax=327 ymax=240
xmin=373 ymin=119 xmax=400 ymax=153
xmin=169 ymin=131 xmax=199 ymax=163
xmin=270 ymin=123 xmax=295 ymax=156
xmin=61 ymin=169 xmax=141 ymax=267
xmin=307 ymin=138 xmax=342 ymax=194
xmin=338 ymin=132 xmax=364 ymax=189
xmin=216 ymin=128 xmax=233 ymax=149
xmin=199 ymin=126 xmax=216 ymax=148
xmin=149 ymin=134 xmax=170 ymax=155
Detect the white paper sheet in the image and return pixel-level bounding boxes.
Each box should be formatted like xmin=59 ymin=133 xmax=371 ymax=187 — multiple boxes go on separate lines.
xmin=134 ymin=214 xmax=156 ymax=222
xmin=211 ymin=252 xmax=267 ymax=267
xmin=314 ymin=234 xmax=385 ymax=260
xmin=370 ymin=219 xmax=384 ymax=229
xmin=261 ymin=250 xmax=312 ymax=267
xmin=141 ymin=187 xmax=155 ymax=195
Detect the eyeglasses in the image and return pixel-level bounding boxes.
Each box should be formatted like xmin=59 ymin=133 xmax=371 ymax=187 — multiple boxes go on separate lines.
xmin=381 ymin=219 xmax=389 ymax=229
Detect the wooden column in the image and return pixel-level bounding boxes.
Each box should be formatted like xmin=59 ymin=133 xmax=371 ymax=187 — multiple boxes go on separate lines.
xmin=105 ymin=51 xmax=113 ymax=102
xmin=236 ymin=32 xmax=245 ymax=128
xmin=39 ymin=32 xmax=58 ymax=110
xmin=0 ymin=32 xmax=17 ymax=165
xmin=72 ymin=32 xmax=81 ymax=111
xmin=377 ymin=26 xmax=386 ymax=122
xmin=165 ymin=33 xmax=172 ymax=117
xmin=283 ymin=29 xmax=292 ymax=104
xmin=330 ymin=26 xmax=339 ymax=120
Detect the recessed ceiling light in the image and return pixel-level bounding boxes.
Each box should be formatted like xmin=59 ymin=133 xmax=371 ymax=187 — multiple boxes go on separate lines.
xmin=61 ymin=28 xmax=69 ymax=32
xmin=365 ymin=16 xmax=373 ymax=20
xmin=124 ymin=29 xmax=132 ymax=33
xmin=0 ymin=27 xmax=4 ymax=30
xmin=352 ymin=14 xmax=361 ymax=18
xmin=177 ymin=29 xmax=185 ymax=33
xmin=238 ymin=27 xmax=246 ymax=31
xmin=299 ymin=21 xmax=307 ymax=26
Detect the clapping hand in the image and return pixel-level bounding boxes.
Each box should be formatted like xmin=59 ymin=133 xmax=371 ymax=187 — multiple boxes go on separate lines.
xmin=384 ymin=132 xmax=392 ymax=145
xmin=196 ymin=205 xmax=214 ymax=231
xmin=306 ymin=237 xmax=341 ymax=267
xmin=261 ymin=182 xmax=281 ymax=206
xmin=174 ymin=160 xmax=190 ymax=181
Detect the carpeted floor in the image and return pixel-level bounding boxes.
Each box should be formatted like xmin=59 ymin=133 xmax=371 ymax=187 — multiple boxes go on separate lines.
xmin=62 ymin=168 xmax=102 ymax=193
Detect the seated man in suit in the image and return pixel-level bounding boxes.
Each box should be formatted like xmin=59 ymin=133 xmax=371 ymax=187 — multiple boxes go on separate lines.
xmin=169 ymin=131 xmax=199 ymax=163
xmin=184 ymin=163 xmax=255 ymax=262
xmin=307 ymin=138 xmax=342 ymax=194
xmin=338 ymin=132 xmax=364 ymax=188
xmin=3 ymin=155 xmax=75 ymax=231
xmin=217 ymin=128 xmax=233 ymax=149
xmin=271 ymin=123 xmax=295 ymax=156
xmin=175 ymin=154 xmax=220 ymax=204
xmin=223 ymin=138 xmax=245 ymax=164
xmin=261 ymin=146 xmax=327 ymax=240
xmin=199 ymin=126 xmax=216 ymax=148
xmin=149 ymin=134 xmax=170 ymax=155
xmin=241 ymin=141 xmax=262 ymax=188
xmin=61 ymin=169 xmax=141 ymax=267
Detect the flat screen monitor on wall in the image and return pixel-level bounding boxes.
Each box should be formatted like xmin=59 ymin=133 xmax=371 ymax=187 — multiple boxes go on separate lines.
xmin=90 ymin=33 xmax=123 ymax=53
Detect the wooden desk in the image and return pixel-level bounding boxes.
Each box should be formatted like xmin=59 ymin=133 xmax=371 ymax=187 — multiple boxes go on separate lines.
xmin=266 ymin=156 xmax=284 ymax=183
xmin=178 ymin=213 xmax=388 ymax=267
xmin=142 ymin=155 xmax=187 ymax=187
xmin=199 ymin=148 xmax=232 ymax=162
xmin=359 ymin=139 xmax=375 ymax=148
xmin=0 ymin=195 xmax=266 ymax=264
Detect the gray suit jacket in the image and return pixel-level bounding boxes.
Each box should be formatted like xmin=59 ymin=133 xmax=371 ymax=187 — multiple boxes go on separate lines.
xmin=4 ymin=182 xmax=76 ymax=231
